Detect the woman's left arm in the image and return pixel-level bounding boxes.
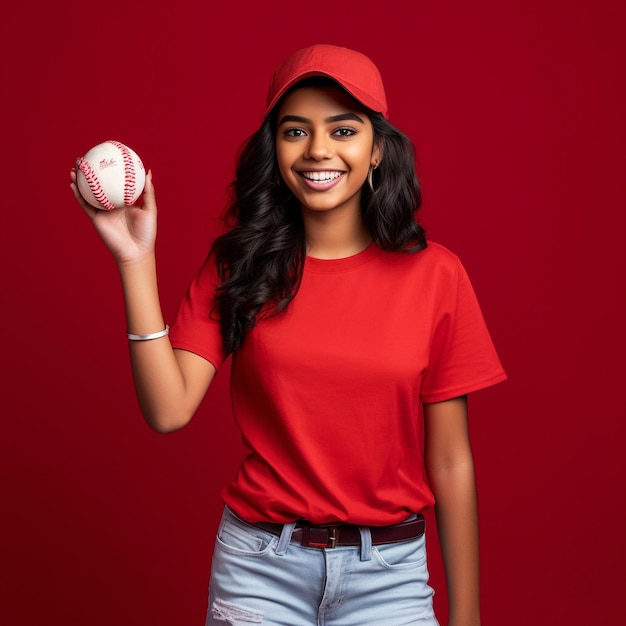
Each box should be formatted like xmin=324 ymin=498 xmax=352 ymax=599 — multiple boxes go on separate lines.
xmin=424 ymin=396 xmax=481 ymax=626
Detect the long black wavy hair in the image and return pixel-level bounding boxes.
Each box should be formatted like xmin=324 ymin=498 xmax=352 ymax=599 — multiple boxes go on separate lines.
xmin=211 ymin=78 xmax=427 ymax=354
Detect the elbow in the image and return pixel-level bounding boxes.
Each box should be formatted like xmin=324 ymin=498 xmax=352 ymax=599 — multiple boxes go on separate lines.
xmin=143 ymin=409 xmax=194 ymax=434
xmin=148 ymin=421 xmax=185 ymax=434
xmin=426 ymin=452 xmax=475 ymax=481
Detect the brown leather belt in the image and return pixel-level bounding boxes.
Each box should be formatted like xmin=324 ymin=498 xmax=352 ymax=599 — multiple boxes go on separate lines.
xmin=253 ymin=514 xmax=425 ymax=549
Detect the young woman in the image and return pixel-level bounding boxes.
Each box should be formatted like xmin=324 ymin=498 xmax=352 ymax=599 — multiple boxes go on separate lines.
xmin=71 ymin=44 xmax=506 ymax=626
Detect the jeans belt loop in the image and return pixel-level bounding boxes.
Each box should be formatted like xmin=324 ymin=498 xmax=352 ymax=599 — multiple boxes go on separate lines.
xmin=358 ymin=526 xmax=372 ymax=561
xmin=275 ymin=521 xmax=297 ymax=555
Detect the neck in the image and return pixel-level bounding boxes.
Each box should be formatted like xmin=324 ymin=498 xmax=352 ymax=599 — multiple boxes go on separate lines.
xmin=302 ymin=207 xmax=372 ymax=260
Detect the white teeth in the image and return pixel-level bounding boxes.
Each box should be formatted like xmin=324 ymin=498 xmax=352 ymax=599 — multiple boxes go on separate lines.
xmin=302 ymin=171 xmax=342 ymax=182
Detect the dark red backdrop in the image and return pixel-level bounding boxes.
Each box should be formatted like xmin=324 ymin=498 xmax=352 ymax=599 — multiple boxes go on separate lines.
xmin=2 ymin=1 xmax=624 ymax=624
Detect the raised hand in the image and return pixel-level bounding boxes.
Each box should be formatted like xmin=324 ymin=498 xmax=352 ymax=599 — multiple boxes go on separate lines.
xmin=70 ymin=167 xmax=157 ymax=266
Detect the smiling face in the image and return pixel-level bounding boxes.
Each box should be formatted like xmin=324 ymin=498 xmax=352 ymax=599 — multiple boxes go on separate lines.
xmin=275 ymin=84 xmax=381 ymax=219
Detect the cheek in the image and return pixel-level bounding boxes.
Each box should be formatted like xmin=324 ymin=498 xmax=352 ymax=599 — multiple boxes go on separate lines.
xmin=346 ymin=141 xmax=376 ymax=170
xmin=276 ymin=145 xmax=295 ymax=179
xmin=275 ymin=150 xmax=301 ymax=196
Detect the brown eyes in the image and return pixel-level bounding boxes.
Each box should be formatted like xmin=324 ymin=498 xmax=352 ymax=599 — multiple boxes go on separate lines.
xmin=282 ymin=127 xmax=357 ymax=139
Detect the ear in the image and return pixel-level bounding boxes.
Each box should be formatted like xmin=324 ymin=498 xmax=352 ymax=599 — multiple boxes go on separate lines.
xmin=371 ymin=139 xmax=383 ymax=168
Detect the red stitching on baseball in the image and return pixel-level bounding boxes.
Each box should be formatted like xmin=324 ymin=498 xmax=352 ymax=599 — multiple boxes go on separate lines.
xmin=77 ymin=157 xmax=115 ymax=210
xmin=108 ymin=140 xmax=136 ymax=205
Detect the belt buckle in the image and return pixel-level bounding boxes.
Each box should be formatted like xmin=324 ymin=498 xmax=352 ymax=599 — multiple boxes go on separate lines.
xmin=302 ymin=526 xmax=337 ymax=549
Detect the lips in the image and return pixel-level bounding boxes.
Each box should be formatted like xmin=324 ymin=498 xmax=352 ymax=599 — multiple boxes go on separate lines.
xmin=300 ymin=170 xmax=343 ymax=182
xmin=298 ymin=170 xmax=345 ymax=190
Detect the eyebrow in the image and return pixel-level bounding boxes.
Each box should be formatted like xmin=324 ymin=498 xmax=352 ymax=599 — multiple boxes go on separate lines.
xmin=278 ymin=112 xmax=365 ymax=125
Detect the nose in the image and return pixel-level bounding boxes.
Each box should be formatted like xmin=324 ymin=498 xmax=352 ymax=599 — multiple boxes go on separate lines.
xmin=304 ymin=132 xmax=333 ymax=161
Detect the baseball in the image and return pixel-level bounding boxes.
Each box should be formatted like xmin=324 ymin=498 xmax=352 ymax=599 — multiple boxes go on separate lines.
xmin=76 ymin=140 xmax=146 ymax=211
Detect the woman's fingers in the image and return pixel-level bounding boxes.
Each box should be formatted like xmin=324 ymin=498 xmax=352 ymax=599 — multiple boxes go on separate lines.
xmin=139 ymin=170 xmax=156 ymax=212
xmin=70 ymin=166 xmax=156 ymax=218
xmin=70 ymin=168 xmax=98 ymax=220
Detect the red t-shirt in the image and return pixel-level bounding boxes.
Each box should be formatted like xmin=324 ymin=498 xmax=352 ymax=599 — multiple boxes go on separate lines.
xmin=169 ymin=241 xmax=507 ymax=525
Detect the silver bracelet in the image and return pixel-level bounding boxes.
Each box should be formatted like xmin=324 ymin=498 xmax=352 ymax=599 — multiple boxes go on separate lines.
xmin=126 ymin=325 xmax=170 ymax=341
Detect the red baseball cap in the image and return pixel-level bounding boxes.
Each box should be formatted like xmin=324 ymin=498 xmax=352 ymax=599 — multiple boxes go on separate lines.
xmin=265 ymin=44 xmax=388 ymax=118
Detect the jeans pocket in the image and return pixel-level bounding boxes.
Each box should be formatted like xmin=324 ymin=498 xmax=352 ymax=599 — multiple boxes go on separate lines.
xmin=215 ymin=508 xmax=276 ymax=556
xmin=372 ymin=534 xmax=427 ymax=569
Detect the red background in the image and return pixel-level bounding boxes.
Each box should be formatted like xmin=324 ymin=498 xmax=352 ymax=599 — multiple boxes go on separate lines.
xmin=1 ymin=1 xmax=624 ymax=624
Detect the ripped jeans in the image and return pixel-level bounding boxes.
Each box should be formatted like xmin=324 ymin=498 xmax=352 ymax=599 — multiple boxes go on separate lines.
xmin=206 ymin=506 xmax=439 ymax=626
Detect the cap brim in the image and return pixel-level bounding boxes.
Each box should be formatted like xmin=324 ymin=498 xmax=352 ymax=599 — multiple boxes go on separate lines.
xmin=265 ymin=71 xmax=386 ymax=117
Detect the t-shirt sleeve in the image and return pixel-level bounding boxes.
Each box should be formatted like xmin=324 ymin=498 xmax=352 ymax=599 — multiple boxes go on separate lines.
xmin=168 ymin=254 xmax=227 ymax=370
xmin=420 ymin=257 xmax=507 ymax=403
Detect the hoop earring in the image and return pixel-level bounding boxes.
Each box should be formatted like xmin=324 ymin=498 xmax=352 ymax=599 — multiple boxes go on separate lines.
xmin=367 ymin=163 xmax=378 ymax=193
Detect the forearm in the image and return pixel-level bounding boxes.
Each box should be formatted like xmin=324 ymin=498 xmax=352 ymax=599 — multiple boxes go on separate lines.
xmin=71 ymin=170 xmax=211 ymax=430
xmin=118 ymin=254 xmax=195 ymax=432
xmin=429 ymin=457 xmax=481 ymax=626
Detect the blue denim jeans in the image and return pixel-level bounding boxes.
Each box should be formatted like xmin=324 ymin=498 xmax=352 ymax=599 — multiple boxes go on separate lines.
xmin=206 ymin=506 xmax=439 ymax=625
